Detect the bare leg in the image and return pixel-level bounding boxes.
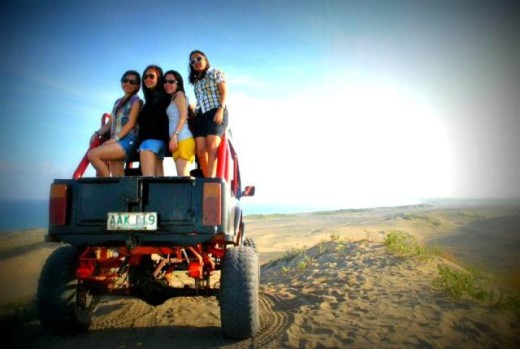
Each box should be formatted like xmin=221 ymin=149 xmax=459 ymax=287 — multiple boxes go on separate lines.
xmin=140 ymin=150 xmax=157 ymax=176
xmin=88 ymin=143 xmax=126 ymax=177
xmin=206 ymin=135 xmax=222 ymax=178
xmin=195 ymin=137 xmax=208 ymax=177
xmin=175 ymin=158 xmax=190 ymax=176
xmin=156 ymin=160 xmax=164 ymax=176
xmin=109 ymin=161 xmax=125 ymax=177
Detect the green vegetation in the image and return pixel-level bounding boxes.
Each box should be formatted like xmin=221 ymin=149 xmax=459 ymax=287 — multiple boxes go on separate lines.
xmin=385 ymin=231 xmax=520 ymax=314
xmin=272 ymin=247 xmax=314 ymax=275
xmin=267 ymin=234 xmax=350 ymax=275
xmin=395 ymin=213 xmax=442 ymax=226
xmin=435 ymin=264 xmax=493 ymax=300
xmin=245 ymin=213 xmax=289 ymax=219
xmin=435 ymin=264 xmax=520 ymax=314
xmin=266 ymin=229 xmax=520 ymax=315
xmin=329 ymin=233 xmax=340 ymax=241
xmin=311 ymin=208 xmax=372 ymax=216
xmin=282 ymin=247 xmax=308 ymax=262
xmin=297 ymin=257 xmax=313 ymax=271
xmin=384 ymin=231 xmax=441 ymax=260
xmin=453 ymin=211 xmax=485 ymax=218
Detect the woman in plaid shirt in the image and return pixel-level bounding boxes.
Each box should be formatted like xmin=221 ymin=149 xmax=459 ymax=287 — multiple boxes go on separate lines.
xmin=188 ymin=50 xmax=228 ymax=178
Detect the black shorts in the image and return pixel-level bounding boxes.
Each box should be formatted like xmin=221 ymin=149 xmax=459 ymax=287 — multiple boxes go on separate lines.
xmin=189 ymin=108 xmax=228 ymax=138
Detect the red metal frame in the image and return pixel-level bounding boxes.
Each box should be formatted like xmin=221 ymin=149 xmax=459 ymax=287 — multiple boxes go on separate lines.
xmin=216 ymin=136 xmax=230 ymax=180
xmin=73 ymin=113 xmax=111 ymax=179
xmin=76 ymin=239 xmax=226 ymax=292
xmin=216 ymin=136 xmax=242 ymax=196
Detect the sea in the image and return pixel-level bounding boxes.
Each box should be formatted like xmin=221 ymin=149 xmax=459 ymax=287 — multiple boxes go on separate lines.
xmin=0 ymin=199 xmax=49 ymax=232
xmin=0 ymin=198 xmax=420 ymax=233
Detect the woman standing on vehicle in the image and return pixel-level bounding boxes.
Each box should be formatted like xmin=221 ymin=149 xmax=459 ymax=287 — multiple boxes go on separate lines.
xmin=188 ymin=50 xmax=228 ymax=178
xmin=88 ymin=70 xmax=142 ymax=177
xmin=137 ymin=65 xmax=170 ymax=176
xmin=164 ymin=70 xmax=195 ymax=176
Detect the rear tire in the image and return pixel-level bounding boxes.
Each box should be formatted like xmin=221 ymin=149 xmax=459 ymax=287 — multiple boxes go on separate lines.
xmin=220 ymin=246 xmax=260 ymax=339
xmin=37 ymin=245 xmax=93 ymax=336
xmin=243 ymin=237 xmax=258 ymax=254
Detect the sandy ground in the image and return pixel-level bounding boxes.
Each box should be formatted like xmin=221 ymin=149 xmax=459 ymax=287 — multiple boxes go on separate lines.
xmin=0 ymin=202 xmax=519 ymax=348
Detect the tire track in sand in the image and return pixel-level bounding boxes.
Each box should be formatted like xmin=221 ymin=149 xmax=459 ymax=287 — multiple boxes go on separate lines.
xmin=90 ymin=297 xmax=156 ymax=330
xmin=256 ymin=293 xmax=292 ymax=346
xmin=224 ymin=292 xmax=292 ymax=348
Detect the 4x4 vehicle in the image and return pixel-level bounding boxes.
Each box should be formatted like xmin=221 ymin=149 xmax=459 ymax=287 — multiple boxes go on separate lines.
xmin=37 ymin=114 xmax=259 ymax=339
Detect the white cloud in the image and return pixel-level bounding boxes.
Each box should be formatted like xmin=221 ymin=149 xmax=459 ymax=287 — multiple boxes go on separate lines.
xmin=229 ymin=74 xmax=270 ymax=90
xmin=227 ymin=84 xmax=455 ymax=209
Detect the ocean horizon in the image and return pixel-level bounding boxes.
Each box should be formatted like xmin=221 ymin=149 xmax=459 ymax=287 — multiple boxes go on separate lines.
xmin=0 ymin=199 xmax=49 ymax=232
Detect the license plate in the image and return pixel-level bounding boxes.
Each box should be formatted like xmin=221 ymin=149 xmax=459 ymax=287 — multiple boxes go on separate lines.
xmin=107 ymin=212 xmax=157 ymax=231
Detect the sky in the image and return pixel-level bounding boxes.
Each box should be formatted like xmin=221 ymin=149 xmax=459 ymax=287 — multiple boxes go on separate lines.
xmin=1 ymin=0 xmax=519 ymax=212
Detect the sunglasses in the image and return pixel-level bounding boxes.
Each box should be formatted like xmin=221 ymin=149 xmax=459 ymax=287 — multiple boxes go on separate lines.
xmin=164 ymin=79 xmax=178 ymax=85
xmin=121 ymin=78 xmax=138 ymax=85
xmin=190 ymin=56 xmax=205 ymax=65
xmin=144 ymin=74 xmax=156 ymax=80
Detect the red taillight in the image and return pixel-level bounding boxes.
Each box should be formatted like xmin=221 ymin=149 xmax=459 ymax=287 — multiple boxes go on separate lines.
xmin=49 ymin=184 xmax=68 ymax=225
xmin=203 ymin=182 xmax=222 ymax=226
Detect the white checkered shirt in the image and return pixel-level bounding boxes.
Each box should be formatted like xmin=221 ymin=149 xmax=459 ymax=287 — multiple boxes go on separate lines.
xmin=194 ymin=68 xmax=226 ymax=113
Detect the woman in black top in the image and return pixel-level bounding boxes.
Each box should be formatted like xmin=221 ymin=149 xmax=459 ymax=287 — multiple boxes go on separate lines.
xmin=137 ymin=65 xmax=170 ymax=176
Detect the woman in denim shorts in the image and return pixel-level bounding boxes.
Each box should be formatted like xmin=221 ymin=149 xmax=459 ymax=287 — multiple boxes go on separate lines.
xmin=188 ymin=50 xmax=228 ymax=178
xmin=88 ymin=70 xmax=142 ymax=177
xmin=137 ymin=65 xmax=171 ymax=176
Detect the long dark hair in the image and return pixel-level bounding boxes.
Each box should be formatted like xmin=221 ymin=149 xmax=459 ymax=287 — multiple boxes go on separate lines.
xmin=164 ymin=69 xmax=195 ymax=119
xmin=163 ymin=70 xmax=186 ymax=94
xmin=188 ymin=50 xmax=210 ymax=84
xmin=142 ymin=64 xmax=165 ymax=102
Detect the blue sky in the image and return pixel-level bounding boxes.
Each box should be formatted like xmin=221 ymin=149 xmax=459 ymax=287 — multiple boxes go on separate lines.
xmin=1 ymin=0 xmax=519 ymax=211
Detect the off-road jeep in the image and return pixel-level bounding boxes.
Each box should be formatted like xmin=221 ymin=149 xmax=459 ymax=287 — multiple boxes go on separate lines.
xmin=37 ymin=115 xmax=259 ymax=339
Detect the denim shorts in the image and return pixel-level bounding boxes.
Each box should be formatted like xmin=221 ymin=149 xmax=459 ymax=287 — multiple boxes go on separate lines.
xmin=117 ymin=133 xmax=139 ymax=161
xmin=138 ymin=139 xmax=167 ymax=159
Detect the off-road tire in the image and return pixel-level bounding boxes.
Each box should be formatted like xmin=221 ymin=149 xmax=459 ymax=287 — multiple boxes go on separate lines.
xmin=243 ymin=236 xmax=258 ymax=254
xmin=220 ymin=246 xmax=260 ymax=339
xmin=37 ymin=245 xmax=93 ymax=336
xmin=243 ymin=236 xmax=261 ymax=278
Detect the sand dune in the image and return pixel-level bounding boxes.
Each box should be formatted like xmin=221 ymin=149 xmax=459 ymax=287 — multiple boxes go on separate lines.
xmin=0 ymin=202 xmax=519 ymax=348
xmin=261 ymin=240 xmax=518 ymax=348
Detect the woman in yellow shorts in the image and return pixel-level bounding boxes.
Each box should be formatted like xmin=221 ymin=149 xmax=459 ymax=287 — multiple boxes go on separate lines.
xmin=163 ymin=70 xmax=195 ymax=176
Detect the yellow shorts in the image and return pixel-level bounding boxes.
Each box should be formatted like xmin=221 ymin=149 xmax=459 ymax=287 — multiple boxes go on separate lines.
xmin=173 ymin=137 xmax=196 ymax=162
